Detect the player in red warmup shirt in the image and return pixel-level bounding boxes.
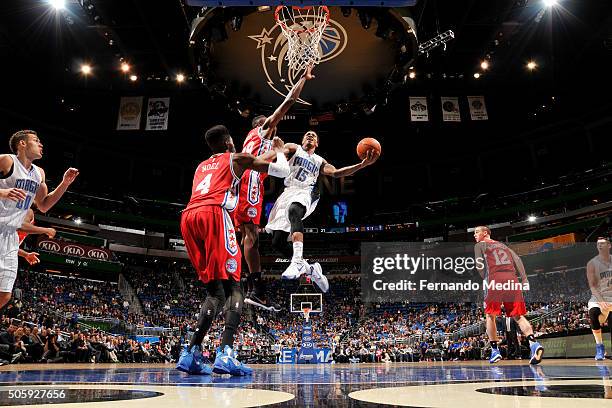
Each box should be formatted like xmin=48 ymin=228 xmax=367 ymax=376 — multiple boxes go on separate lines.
xmin=176 ymin=125 xmax=289 ymax=376
xmin=236 ymin=65 xmax=315 ymax=311
xmin=473 ymin=225 xmax=543 ymax=365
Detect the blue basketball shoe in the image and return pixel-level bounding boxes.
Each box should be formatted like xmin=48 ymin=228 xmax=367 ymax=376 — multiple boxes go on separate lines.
xmin=595 ymin=343 xmax=606 ymax=361
xmin=489 ymin=348 xmax=502 ymax=364
xmin=213 ymin=345 xmax=253 ymax=376
xmin=529 ymin=342 xmax=544 ymax=365
xmin=176 ymin=345 xmax=212 ymax=375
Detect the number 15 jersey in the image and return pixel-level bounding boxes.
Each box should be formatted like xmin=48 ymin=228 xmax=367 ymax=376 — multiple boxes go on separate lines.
xmin=185 ymin=153 xmax=240 ymax=212
xmin=285 ymin=146 xmax=324 ymax=190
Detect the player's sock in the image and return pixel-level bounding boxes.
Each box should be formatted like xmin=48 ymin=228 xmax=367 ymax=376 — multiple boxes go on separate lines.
xmin=526 ymin=334 xmax=536 ymax=346
xmin=221 ymin=309 xmax=240 ymax=349
xmin=250 ymin=272 xmax=265 ymax=298
xmin=491 ymin=341 xmax=498 ymax=350
xmin=291 ymin=242 xmax=304 ymax=263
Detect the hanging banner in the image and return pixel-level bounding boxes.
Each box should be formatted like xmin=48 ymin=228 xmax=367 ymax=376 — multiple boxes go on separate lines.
xmin=467 ymin=95 xmax=489 ymax=120
xmin=145 ymin=97 xmax=171 ymax=131
xmin=116 ymin=97 xmax=143 ymax=130
xmin=441 ymin=97 xmax=461 ymax=122
xmin=409 ymin=97 xmax=429 ymax=122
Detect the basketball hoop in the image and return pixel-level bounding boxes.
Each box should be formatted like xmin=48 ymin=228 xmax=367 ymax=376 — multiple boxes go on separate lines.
xmin=302 ymin=307 xmax=311 ymax=323
xmin=274 ymin=5 xmax=330 ymax=71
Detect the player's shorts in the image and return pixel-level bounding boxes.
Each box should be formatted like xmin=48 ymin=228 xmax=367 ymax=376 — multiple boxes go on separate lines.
xmin=180 ymin=206 xmax=242 ymax=284
xmin=264 ymin=187 xmax=319 ymax=233
xmin=484 ymin=300 xmax=527 ymax=317
xmin=0 ymin=227 xmax=19 ymax=293
xmin=234 ymin=173 xmax=264 ymax=227
xmin=588 ymin=300 xmax=612 ymax=322
xmin=484 ymin=280 xmax=526 ymax=316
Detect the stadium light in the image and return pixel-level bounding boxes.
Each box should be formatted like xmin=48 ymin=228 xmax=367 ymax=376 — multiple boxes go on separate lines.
xmin=80 ymin=64 xmax=92 ymax=75
xmin=543 ymin=0 xmax=558 ymax=7
xmin=527 ymin=215 xmax=537 ymax=223
xmin=527 ymin=61 xmax=537 ymax=70
xmin=120 ymin=62 xmax=130 ymax=73
xmin=48 ymin=0 xmax=65 ymax=10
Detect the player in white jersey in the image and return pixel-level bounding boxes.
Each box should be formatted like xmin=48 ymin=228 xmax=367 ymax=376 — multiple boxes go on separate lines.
xmin=587 ymin=237 xmax=612 ymax=360
xmin=265 ymin=131 xmax=378 ymax=291
xmin=0 ymin=130 xmax=79 ymax=309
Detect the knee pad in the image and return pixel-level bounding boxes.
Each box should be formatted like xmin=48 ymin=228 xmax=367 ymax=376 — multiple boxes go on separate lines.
xmin=590 ymin=307 xmax=603 ymax=330
xmin=223 ymin=281 xmax=244 ymax=316
xmin=205 ymin=281 xmax=227 ymax=315
xmin=288 ymin=203 xmax=306 ymax=234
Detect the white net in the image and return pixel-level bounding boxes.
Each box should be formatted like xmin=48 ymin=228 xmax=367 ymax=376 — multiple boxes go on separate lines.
xmin=275 ymin=6 xmax=330 ymax=71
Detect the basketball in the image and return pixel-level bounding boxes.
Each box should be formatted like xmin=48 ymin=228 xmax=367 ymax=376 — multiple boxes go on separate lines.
xmin=357 ymin=137 xmax=381 ymax=160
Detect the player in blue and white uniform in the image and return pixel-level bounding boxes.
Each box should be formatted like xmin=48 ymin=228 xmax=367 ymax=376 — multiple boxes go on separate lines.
xmin=0 ymin=130 xmax=78 ymax=310
xmin=265 ymin=131 xmax=378 ymax=292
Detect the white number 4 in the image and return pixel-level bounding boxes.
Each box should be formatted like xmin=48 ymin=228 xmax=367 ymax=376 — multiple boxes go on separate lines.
xmin=196 ymin=174 xmax=213 ymax=195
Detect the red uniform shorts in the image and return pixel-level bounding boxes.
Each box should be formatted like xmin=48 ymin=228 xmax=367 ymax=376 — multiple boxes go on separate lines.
xmin=484 ymin=291 xmax=526 ymax=317
xmin=234 ymin=173 xmax=264 ymax=227
xmin=180 ymin=206 xmax=242 ymax=284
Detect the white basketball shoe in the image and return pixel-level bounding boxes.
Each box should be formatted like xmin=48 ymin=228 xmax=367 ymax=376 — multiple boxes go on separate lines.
xmin=307 ymin=262 xmax=329 ymax=293
xmin=281 ymin=259 xmax=308 ymax=280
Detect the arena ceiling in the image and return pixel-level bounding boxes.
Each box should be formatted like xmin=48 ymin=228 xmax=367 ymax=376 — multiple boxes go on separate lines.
xmin=1 ymin=0 xmax=610 ymax=106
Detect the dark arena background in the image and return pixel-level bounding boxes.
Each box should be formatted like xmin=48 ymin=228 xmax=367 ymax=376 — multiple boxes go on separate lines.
xmin=1 ymin=0 xmax=612 ymax=407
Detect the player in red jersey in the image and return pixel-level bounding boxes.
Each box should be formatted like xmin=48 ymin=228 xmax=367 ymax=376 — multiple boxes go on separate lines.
xmin=473 ymin=225 xmax=543 ymax=365
xmin=236 ymin=66 xmax=315 ymax=311
xmin=16 ymin=209 xmax=56 ymax=265
xmin=176 ymin=125 xmax=289 ymax=376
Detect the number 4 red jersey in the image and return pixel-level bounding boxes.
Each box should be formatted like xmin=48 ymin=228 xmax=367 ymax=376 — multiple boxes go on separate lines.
xmin=185 ymin=153 xmax=241 ymax=212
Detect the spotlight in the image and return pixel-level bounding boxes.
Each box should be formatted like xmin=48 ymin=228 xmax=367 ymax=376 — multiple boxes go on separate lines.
xmin=49 ymin=0 xmax=65 ymax=10
xmin=80 ymin=64 xmax=92 ymax=75
xmin=408 ymin=71 xmax=416 ymax=79
xmin=130 ymin=75 xmax=138 ymax=82
xmin=480 ymin=60 xmax=489 ymax=70
xmin=543 ymin=0 xmax=558 ymax=7
xmin=341 ymin=7 xmax=351 ymax=17
xmin=120 ymin=62 xmax=130 ymax=73
xmin=527 ymin=61 xmax=537 ymax=70
xmin=358 ymin=10 xmax=372 ymax=30
xmin=176 ymin=73 xmax=185 ymax=83
xmin=527 ymin=215 xmax=537 ymax=223
xmin=473 ymin=72 xmax=481 ymax=79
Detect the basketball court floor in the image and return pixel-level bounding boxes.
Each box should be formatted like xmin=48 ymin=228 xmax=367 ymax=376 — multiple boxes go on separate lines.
xmin=1 ymin=359 xmax=610 ymax=407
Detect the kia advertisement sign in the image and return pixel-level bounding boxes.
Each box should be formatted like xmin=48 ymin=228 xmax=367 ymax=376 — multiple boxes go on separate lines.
xmin=37 ymin=238 xmax=112 ymax=262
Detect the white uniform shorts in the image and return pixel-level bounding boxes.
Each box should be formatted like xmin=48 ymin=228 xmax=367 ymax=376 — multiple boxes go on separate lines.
xmin=0 ymin=227 xmax=19 ymax=293
xmin=588 ymin=300 xmax=612 ymax=323
xmin=264 ymin=187 xmax=319 ymax=233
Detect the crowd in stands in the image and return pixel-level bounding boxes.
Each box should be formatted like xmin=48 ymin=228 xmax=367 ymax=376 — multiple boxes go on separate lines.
xmin=0 ymin=258 xmax=604 ymax=366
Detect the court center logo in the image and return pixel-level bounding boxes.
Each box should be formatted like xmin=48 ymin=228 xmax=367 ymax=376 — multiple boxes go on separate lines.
xmin=249 ymin=19 xmax=347 ymax=105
